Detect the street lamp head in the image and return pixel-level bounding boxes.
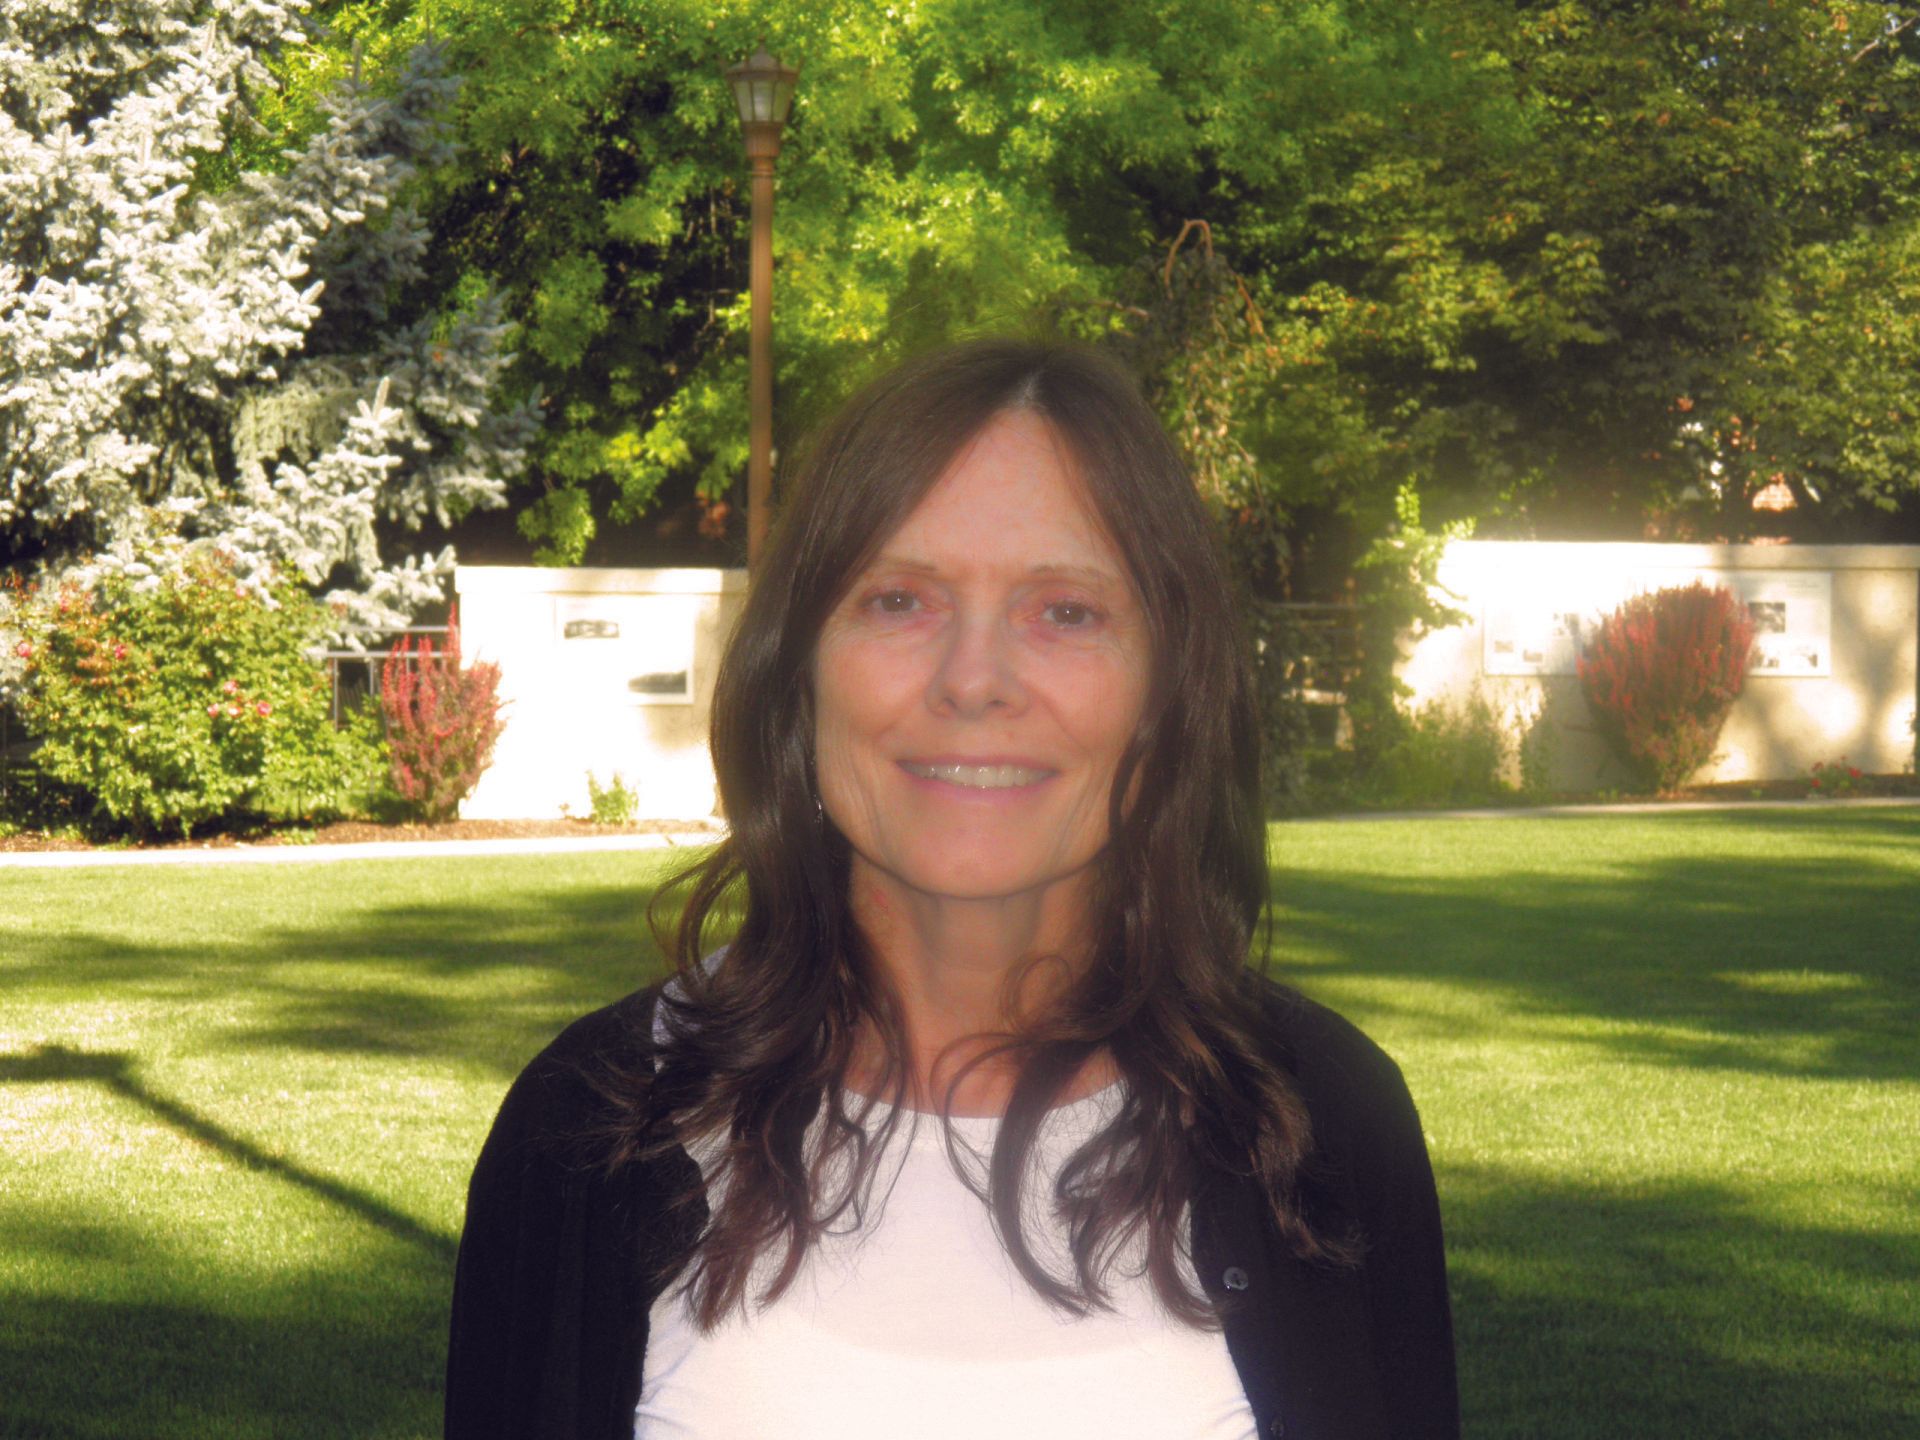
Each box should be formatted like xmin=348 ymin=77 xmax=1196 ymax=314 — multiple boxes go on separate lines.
xmin=725 ymin=46 xmax=800 ymax=153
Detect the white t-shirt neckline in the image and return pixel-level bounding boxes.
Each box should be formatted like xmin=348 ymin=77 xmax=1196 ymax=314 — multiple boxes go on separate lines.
xmin=637 ymin=998 xmax=1255 ymax=1440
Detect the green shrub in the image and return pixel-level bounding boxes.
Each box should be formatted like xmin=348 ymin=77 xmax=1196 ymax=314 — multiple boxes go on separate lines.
xmin=0 ymin=761 xmax=92 ymax=838
xmin=13 ymin=553 xmax=385 ymax=837
xmin=585 ymin=770 xmax=639 ymax=825
xmin=1240 ymin=594 xmax=1319 ymax=814
xmin=1516 ymin=698 xmax=1558 ymax=800
xmin=332 ymin=701 xmax=409 ymax=821
xmin=1577 ymin=582 xmax=1755 ymax=793
xmin=1352 ymin=689 xmax=1514 ymax=808
xmin=1345 ymin=484 xmax=1472 ymax=769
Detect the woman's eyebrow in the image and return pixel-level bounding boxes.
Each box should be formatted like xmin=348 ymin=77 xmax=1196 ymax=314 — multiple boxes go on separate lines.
xmin=865 ymin=553 xmax=1122 ymax=587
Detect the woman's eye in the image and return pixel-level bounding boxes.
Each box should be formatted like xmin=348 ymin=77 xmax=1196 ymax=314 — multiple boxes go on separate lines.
xmin=1044 ymin=600 xmax=1098 ymax=628
xmin=870 ymin=589 xmax=921 ymax=615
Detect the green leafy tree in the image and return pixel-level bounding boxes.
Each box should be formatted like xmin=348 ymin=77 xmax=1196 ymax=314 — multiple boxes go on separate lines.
xmin=1361 ymin=0 xmax=1920 ymax=540
xmin=269 ymin=0 xmax=1498 ymax=566
xmin=264 ymin=0 xmax=1920 ymax=576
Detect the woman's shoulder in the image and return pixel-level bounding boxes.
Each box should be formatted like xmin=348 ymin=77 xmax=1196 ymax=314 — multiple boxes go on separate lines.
xmin=482 ymin=983 xmax=668 ymax=1163
xmin=1248 ymin=976 xmax=1405 ymax=1080
xmin=519 ymin=982 xmax=664 ymax=1086
xmin=1242 ymin=974 xmax=1428 ymax=1163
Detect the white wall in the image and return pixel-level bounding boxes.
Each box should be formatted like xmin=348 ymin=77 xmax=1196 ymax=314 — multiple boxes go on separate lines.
xmin=1399 ymin=542 xmax=1920 ymax=788
xmin=454 ymin=566 xmax=748 ymax=820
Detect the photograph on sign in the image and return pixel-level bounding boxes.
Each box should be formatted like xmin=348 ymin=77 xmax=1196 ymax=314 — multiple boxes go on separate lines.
xmin=1705 ymin=571 xmax=1830 ymax=676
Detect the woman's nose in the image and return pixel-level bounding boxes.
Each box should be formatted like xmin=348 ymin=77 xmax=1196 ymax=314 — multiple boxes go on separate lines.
xmin=928 ymin=610 xmax=1025 ymax=718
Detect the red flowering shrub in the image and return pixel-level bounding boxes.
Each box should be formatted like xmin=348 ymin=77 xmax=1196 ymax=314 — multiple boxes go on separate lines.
xmin=1577 ymin=582 xmax=1755 ymax=793
xmin=380 ymin=607 xmax=506 ymax=821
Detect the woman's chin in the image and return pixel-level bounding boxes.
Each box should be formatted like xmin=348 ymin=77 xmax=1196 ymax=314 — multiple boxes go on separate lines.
xmin=882 ymin=850 xmax=1096 ymax=907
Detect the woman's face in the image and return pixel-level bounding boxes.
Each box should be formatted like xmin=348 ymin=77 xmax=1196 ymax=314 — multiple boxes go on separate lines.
xmin=812 ymin=409 xmax=1150 ymax=907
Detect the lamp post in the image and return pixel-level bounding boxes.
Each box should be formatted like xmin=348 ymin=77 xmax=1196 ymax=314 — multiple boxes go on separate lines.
xmin=724 ymin=46 xmax=799 ymax=569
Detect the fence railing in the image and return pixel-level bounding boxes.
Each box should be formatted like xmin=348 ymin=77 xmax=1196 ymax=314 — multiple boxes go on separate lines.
xmin=1267 ymin=602 xmax=1365 ymax=705
xmin=318 ymin=626 xmax=450 ymax=726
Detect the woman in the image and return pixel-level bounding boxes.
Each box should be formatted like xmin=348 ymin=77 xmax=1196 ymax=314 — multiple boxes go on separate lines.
xmin=445 ymin=340 xmax=1457 ymax=1440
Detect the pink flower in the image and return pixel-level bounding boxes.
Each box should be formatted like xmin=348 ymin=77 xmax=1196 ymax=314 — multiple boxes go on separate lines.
xmin=256 ymin=701 xmax=272 ymax=717
xmin=226 ymin=703 xmax=241 ymax=717
xmin=112 ymin=643 xmax=128 ymax=659
xmin=13 ymin=640 xmax=29 ymax=658
xmin=221 ymin=679 xmax=239 ymax=695
xmin=207 ymin=703 xmax=222 ymax=717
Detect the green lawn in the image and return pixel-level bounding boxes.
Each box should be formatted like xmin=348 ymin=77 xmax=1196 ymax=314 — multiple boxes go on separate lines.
xmin=2 ymin=809 xmax=1916 ymax=1438
xmin=1270 ymin=810 xmax=1920 ymax=1438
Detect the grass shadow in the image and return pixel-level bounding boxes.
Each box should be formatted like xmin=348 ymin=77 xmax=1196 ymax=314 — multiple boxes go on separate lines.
xmin=1444 ymin=1163 xmax=1920 ymax=1438
xmin=4 ymin=864 xmax=680 ymax=1077
xmin=1270 ymin=816 xmax=1920 ymax=1084
xmin=0 ymin=1045 xmax=454 ymax=1263
xmin=1 ymin=1268 xmax=447 ymax=1439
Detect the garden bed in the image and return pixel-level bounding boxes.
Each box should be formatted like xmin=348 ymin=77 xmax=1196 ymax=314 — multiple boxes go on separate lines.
xmin=0 ymin=815 xmax=723 ymax=854
xmin=1675 ymin=773 xmax=1920 ymax=803
xmin=1284 ymin=768 xmax=1920 ymax=818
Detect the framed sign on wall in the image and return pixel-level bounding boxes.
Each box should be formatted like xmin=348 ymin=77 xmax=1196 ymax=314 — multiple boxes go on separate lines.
xmin=553 ymin=593 xmax=703 ymax=704
xmin=1483 ymin=569 xmax=1832 ymax=678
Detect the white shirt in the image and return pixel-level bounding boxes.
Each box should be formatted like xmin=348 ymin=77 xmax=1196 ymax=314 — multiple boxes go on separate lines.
xmin=634 ymin=1077 xmax=1258 ymax=1440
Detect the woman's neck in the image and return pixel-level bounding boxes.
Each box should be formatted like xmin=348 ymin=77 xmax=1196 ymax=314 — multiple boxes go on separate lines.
xmin=845 ymin=858 xmax=1114 ymax=1116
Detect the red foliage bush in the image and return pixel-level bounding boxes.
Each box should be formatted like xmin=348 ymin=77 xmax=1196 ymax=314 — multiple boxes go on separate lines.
xmin=1577 ymin=581 xmax=1755 ymax=793
xmin=380 ymin=607 xmax=506 ymax=822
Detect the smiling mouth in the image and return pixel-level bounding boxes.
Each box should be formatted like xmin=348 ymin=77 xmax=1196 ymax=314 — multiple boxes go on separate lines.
xmin=900 ymin=761 xmax=1052 ymax=789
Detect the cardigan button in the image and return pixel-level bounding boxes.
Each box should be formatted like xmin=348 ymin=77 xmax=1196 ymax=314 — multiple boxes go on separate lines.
xmin=1268 ymin=1420 xmax=1286 ymax=1437
xmin=1222 ymin=1265 xmax=1250 ymax=1291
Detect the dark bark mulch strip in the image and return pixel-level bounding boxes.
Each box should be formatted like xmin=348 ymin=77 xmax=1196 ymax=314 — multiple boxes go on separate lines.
xmin=0 ymin=816 xmax=722 ymax=854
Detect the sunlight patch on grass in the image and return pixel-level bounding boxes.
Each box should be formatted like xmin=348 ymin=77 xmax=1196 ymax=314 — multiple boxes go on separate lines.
xmin=1714 ymin=968 xmax=1872 ymax=994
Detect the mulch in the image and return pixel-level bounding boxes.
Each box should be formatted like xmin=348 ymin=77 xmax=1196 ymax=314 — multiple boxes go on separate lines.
xmin=0 ymin=816 xmax=723 ymax=854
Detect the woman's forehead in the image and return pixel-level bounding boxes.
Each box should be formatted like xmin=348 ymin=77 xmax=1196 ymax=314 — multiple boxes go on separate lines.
xmin=861 ymin=411 xmax=1128 ymax=576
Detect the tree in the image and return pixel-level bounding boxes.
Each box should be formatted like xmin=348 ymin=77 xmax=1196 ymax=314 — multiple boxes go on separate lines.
xmin=1333 ymin=0 xmax=1920 ymax=543
xmin=0 ymin=0 xmax=536 ymax=640
xmin=255 ymin=1 xmax=1496 ymax=568
xmin=268 ymin=0 xmax=1920 ymax=578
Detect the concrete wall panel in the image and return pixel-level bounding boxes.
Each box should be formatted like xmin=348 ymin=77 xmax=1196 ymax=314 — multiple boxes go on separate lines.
xmin=1400 ymin=543 xmax=1920 ymax=788
xmin=454 ymin=566 xmax=748 ymax=820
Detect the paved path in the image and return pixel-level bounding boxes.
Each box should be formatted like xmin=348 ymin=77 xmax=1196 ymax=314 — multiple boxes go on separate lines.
xmin=1308 ymin=795 xmax=1920 ymax=822
xmin=0 ymin=830 xmax=722 ymax=871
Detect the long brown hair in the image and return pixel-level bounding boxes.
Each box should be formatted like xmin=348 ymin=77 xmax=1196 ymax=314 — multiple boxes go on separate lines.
xmin=626 ymin=338 xmax=1329 ymax=1328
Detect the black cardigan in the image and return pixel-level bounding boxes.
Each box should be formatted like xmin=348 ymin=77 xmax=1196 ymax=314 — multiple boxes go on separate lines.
xmin=445 ymin=981 xmax=1458 ymax=1440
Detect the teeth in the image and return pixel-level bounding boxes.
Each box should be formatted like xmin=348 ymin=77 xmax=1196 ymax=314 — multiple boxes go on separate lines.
xmin=903 ymin=762 xmax=1046 ymax=788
